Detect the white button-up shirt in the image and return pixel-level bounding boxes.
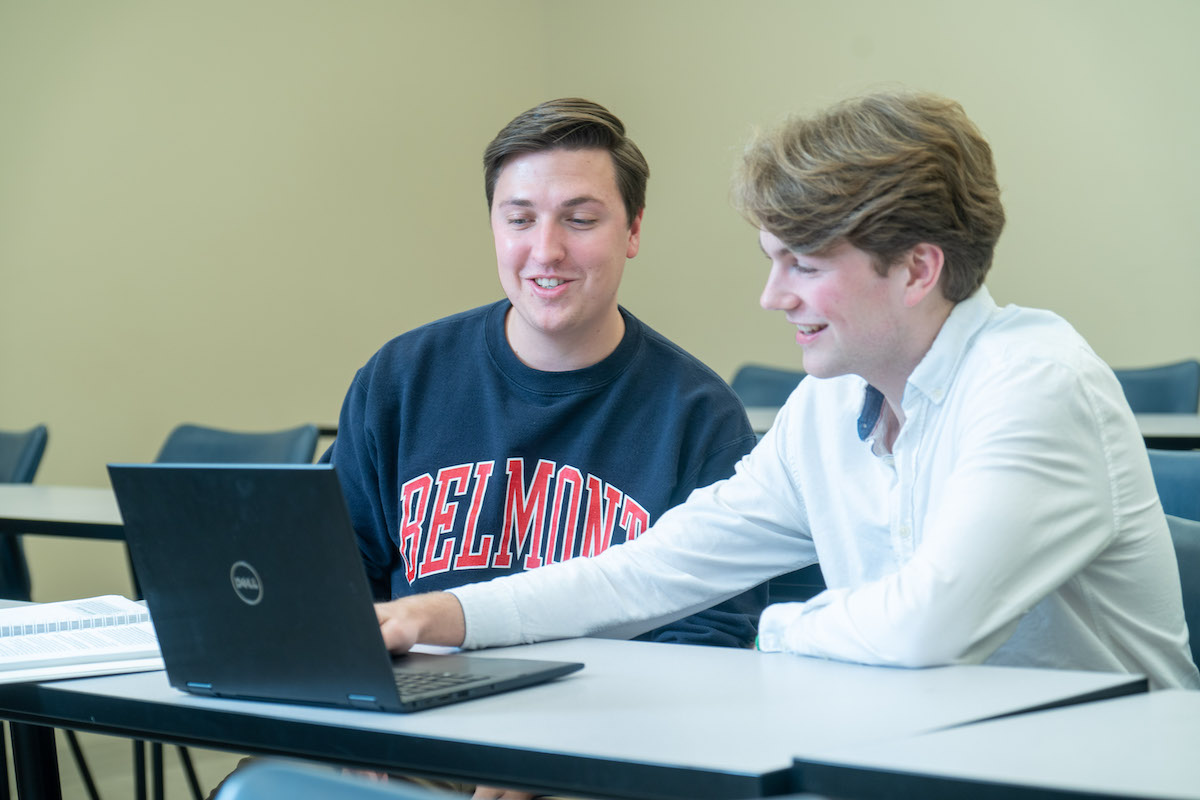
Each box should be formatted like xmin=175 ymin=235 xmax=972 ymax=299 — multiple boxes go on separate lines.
xmin=453 ymin=288 xmax=1200 ymax=689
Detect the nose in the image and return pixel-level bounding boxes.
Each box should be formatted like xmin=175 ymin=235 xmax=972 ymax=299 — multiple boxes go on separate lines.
xmin=532 ymin=222 xmax=566 ymax=266
xmin=759 ymin=264 xmax=798 ymax=311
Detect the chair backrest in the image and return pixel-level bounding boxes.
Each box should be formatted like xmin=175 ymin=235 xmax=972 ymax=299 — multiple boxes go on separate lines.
xmin=0 ymin=424 xmax=48 ymax=602
xmin=1167 ymin=514 xmax=1200 ymax=668
xmin=155 ymin=423 xmax=319 ymax=465
xmin=216 ymin=760 xmax=451 ymax=799
xmin=0 ymin=424 xmax=48 ymax=484
xmin=1112 ymin=360 xmax=1200 ymax=413
xmin=1147 ymin=449 xmax=1200 ymax=523
xmin=730 ymin=364 xmax=806 ymax=407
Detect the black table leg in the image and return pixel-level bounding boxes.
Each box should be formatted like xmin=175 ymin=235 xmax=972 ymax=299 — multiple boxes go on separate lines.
xmin=10 ymin=723 xmax=62 ymax=800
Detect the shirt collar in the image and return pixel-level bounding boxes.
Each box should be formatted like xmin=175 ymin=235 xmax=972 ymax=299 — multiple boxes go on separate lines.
xmin=856 ymin=286 xmax=998 ymax=440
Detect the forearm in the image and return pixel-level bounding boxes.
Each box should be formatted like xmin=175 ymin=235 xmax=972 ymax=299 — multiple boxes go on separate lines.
xmin=452 ymin=479 xmax=808 ymax=650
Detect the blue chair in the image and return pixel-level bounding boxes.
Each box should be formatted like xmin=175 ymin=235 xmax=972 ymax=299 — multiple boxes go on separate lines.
xmin=156 ymin=423 xmax=319 ymax=464
xmin=215 ymin=760 xmax=459 ymax=800
xmin=730 ymin=364 xmax=806 ymax=407
xmin=1113 ymin=360 xmax=1200 ymax=413
xmin=0 ymin=424 xmax=48 ymax=485
xmin=0 ymin=426 xmax=51 ymax=795
xmin=1167 ymin=514 xmax=1200 ymax=668
xmin=0 ymin=424 xmax=48 ymax=601
xmin=1147 ymin=449 xmax=1200 ymax=523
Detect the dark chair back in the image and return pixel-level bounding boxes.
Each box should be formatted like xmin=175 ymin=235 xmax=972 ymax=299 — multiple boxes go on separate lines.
xmin=730 ymin=364 xmax=806 ymax=407
xmin=216 ymin=760 xmax=451 ymax=799
xmin=1147 ymin=449 xmax=1200 ymax=523
xmin=0 ymin=425 xmax=48 ymax=484
xmin=1113 ymin=360 xmax=1200 ymax=413
xmin=129 ymin=423 xmax=319 ymax=602
xmin=768 ymin=563 xmax=826 ymax=604
xmin=155 ymin=423 xmax=319 ymax=464
xmin=0 ymin=424 xmax=49 ymax=601
xmin=1167 ymin=514 xmax=1200 ymax=668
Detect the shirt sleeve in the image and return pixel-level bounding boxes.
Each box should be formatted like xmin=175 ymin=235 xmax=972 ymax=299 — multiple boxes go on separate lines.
xmin=451 ymin=415 xmax=819 ymax=650
xmin=758 ymin=356 xmax=1125 ymax=666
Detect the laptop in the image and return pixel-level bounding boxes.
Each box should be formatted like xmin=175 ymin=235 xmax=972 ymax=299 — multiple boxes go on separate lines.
xmin=106 ymin=463 xmax=582 ymax=712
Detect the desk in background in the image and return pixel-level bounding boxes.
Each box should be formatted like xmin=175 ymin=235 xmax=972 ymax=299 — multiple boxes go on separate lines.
xmin=794 ymin=688 xmax=1200 ymax=799
xmin=0 ymin=485 xmax=122 ymax=540
xmin=1138 ymin=412 xmax=1200 ymax=449
xmin=747 ymin=406 xmax=1200 ymax=448
xmin=0 ymin=637 xmax=1144 ymax=800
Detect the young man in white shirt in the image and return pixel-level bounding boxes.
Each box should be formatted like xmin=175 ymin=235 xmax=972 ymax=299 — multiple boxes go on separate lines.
xmin=374 ymin=91 xmax=1200 ymax=692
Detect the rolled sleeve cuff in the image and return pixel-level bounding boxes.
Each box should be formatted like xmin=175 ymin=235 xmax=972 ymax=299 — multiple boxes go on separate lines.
xmin=447 ymin=581 xmax=523 ymax=650
xmin=756 ymin=601 xmax=814 ymax=653
xmin=758 ymin=597 xmax=835 ymax=652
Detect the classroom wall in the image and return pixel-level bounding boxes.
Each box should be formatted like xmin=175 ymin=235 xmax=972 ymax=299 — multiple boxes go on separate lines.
xmin=2 ymin=0 xmax=1197 ymax=601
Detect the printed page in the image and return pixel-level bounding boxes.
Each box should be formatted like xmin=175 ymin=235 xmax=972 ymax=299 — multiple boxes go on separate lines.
xmin=0 ymin=595 xmax=160 ymax=672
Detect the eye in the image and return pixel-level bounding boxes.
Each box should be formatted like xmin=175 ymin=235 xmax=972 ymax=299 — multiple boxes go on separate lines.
xmin=506 ymin=216 xmax=533 ymax=228
xmin=567 ymin=216 xmax=598 ymax=228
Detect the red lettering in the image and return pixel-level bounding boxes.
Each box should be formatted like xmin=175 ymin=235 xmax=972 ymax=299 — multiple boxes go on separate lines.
xmin=419 ymin=465 xmax=471 ymax=578
xmin=546 ymin=466 xmax=583 ymax=563
xmin=453 ymin=461 xmax=496 ymax=569
xmin=398 ymin=474 xmax=432 ymax=583
xmin=494 ymin=458 xmax=554 ymax=569
xmin=580 ymin=476 xmax=624 ymax=558
xmin=620 ymin=496 xmax=650 ymax=541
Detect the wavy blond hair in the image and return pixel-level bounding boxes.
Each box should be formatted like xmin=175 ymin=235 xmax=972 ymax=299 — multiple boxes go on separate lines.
xmin=734 ymin=91 xmax=1005 ymax=302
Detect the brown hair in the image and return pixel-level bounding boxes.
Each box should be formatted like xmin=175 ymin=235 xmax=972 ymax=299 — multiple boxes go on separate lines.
xmin=733 ymin=91 xmax=1005 ymax=302
xmin=484 ymin=98 xmax=649 ymax=227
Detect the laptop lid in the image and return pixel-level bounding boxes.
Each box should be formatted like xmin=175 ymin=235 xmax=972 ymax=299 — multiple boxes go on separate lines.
xmin=107 ymin=463 xmax=581 ymax=712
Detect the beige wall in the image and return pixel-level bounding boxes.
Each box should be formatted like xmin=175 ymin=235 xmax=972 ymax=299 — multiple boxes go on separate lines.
xmin=2 ymin=0 xmax=1197 ymax=600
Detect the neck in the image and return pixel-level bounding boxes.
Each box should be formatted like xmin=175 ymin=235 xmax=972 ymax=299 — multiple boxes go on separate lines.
xmin=872 ymin=297 xmax=956 ymax=449
xmin=505 ymin=308 xmax=625 ymax=372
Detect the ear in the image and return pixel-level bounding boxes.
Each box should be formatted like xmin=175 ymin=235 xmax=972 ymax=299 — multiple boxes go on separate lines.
xmin=901 ymin=243 xmax=945 ymax=308
xmin=626 ymin=208 xmax=645 ymax=259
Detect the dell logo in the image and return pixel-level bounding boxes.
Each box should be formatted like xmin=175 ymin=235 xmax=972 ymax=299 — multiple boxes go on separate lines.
xmin=230 ymin=561 xmax=263 ymax=606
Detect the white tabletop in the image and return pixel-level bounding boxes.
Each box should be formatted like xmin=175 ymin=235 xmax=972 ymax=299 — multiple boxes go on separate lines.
xmin=795 ymin=688 xmax=1200 ymax=799
xmin=0 ymin=484 xmax=123 ymax=538
xmin=1137 ymin=413 xmax=1200 ymax=440
xmin=745 ymin=406 xmax=780 ymax=435
xmin=7 ymin=637 xmax=1144 ymax=798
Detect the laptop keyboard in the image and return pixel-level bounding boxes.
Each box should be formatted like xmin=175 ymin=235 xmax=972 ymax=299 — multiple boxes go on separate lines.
xmin=394 ymin=670 xmax=489 ymax=696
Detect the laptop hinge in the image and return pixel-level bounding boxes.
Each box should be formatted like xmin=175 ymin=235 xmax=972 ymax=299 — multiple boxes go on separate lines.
xmin=186 ymin=682 xmax=216 ymax=696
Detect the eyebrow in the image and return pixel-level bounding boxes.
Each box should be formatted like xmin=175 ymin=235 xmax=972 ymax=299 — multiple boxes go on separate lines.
xmin=760 ymin=241 xmax=793 ymax=259
xmin=498 ymin=196 xmax=603 ymax=210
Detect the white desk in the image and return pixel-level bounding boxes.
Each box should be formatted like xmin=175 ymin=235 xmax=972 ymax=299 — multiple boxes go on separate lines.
xmin=1138 ymin=413 xmax=1200 ymax=448
xmin=745 ymin=406 xmax=779 ymax=436
xmin=0 ymin=485 xmax=123 ymax=540
xmin=794 ymin=688 xmax=1200 ymax=799
xmin=0 ymin=637 xmax=1144 ymax=800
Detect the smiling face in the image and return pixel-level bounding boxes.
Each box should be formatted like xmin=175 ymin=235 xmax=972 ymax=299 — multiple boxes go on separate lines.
xmin=757 ymin=228 xmax=922 ymax=399
xmin=491 ymin=147 xmax=642 ymax=372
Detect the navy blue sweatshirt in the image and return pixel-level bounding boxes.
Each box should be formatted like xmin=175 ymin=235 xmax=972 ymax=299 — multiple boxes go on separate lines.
xmin=327 ymin=300 xmax=765 ymax=647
